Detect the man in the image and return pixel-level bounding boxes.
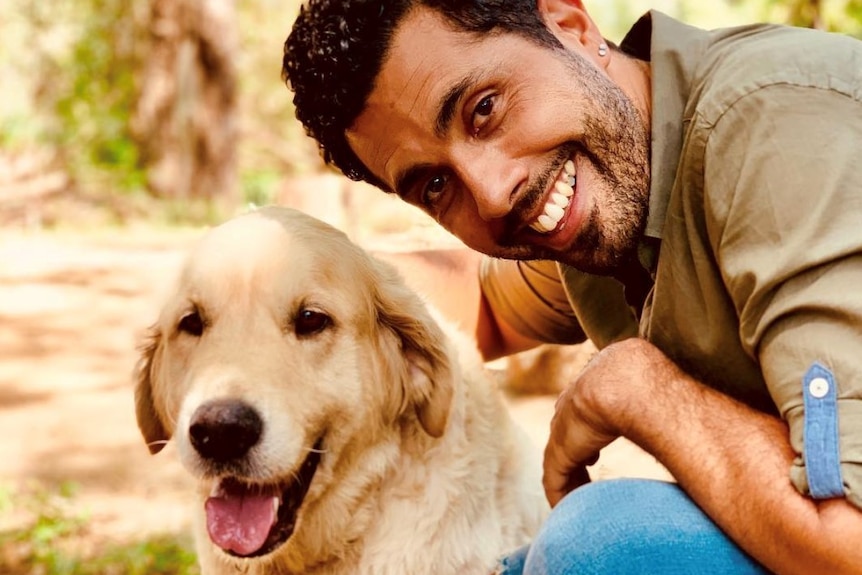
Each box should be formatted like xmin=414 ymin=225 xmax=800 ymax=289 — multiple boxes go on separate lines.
xmin=282 ymin=1 xmax=862 ymax=573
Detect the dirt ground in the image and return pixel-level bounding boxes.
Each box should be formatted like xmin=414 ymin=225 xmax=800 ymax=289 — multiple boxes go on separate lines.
xmin=0 ymin=204 xmax=670 ymax=552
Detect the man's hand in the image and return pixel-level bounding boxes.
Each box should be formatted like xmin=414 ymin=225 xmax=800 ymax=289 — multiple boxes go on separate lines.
xmin=542 ymin=337 xmax=668 ymax=507
xmin=542 ymin=337 xmax=862 ymax=575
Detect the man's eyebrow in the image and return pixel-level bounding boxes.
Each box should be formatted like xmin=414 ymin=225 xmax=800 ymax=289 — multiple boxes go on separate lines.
xmin=395 ymin=74 xmax=480 ymax=196
xmin=394 ymin=164 xmax=431 ymax=199
xmin=434 ymin=75 xmax=475 ymax=138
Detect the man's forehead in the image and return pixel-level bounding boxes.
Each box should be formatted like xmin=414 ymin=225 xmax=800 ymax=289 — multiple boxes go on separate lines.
xmin=382 ymin=8 xmax=470 ymax=88
xmin=347 ymin=7 xmax=531 ymax=188
xmin=374 ymin=8 xmax=511 ymax=115
xmin=345 ymin=10 xmax=473 ymax=172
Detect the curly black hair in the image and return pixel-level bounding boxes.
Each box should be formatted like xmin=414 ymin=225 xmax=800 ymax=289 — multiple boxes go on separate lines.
xmin=282 ymin=0 xmax=562 ymax=189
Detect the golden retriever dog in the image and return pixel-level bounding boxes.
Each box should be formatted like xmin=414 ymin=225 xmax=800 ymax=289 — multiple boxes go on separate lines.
xmin=134 ymin=206 xmax=547 ymax=575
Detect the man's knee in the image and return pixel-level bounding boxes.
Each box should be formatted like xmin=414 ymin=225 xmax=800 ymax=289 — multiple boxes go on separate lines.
xmin=522 ymin=479 xmax=766 ymax=575
xmin=524 ymin=480 xmax=654 ymax=574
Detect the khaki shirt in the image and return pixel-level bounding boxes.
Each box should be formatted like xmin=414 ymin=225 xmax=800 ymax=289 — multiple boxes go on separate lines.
xmin=481 ymin=11 xmax=862 ymax=509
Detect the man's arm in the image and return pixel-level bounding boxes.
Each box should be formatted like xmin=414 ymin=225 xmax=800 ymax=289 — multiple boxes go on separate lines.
xmin=375 ymin=248 xmax=544 ymax=360
xmin=543 ymin=337 xmax=862 ymax=575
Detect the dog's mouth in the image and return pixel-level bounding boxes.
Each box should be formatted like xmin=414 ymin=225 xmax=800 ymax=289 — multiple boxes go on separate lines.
xmin=204 ymin=438 xmax=323 ymax=558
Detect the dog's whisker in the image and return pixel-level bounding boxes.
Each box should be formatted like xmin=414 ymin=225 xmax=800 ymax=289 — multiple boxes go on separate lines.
xmin=146 ymin=439 xmax=170 ymax=449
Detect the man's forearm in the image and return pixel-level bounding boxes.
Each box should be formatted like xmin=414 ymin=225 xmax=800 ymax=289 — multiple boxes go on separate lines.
xmin=607 ymin=340 xmax=862 ymax=574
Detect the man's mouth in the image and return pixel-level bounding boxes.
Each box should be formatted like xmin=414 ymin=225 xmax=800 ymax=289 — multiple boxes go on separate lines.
xmin=529 ymin=158 xmax=576 ymax=234
xmin=204 ymin=438 xmax=323 ymax=558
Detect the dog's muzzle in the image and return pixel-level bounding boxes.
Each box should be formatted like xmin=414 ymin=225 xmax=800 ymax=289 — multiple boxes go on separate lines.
xmin=187 ymin=399 xmax=324 ymax=558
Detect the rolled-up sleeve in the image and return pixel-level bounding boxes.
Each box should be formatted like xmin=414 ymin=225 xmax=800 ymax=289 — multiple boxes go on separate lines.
xmin=705 ymin=83 xmax=862 ymax=508
xmin=479 ymin=257 xmax=586 ymax=345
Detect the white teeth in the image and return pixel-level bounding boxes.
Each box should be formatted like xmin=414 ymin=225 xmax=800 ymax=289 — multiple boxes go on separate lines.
xmin=272 ymin=496 xmax=280 ymax=516
xmin=550 ymin=192 xmax=569 ymax=207
xmin=210 ymin=482 xmax=225 ymax=498
xmin=563 ymin=160 xmax=577 ymax=187
xmin=554 ymin=180 xmax=574 ymax=197
xmin=530 ymin=221 xmax=548 ymax=233
xmin=530 ymin=159 xmax=577 ymax=234
xmin=544 ymin=203 xmax=564 ymax=221
xmin=536 ymin=214 xmax=557 ymax=231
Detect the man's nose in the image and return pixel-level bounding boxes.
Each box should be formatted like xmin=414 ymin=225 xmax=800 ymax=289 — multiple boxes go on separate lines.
xmin=454 ymin=147 xmax=526 ymax=221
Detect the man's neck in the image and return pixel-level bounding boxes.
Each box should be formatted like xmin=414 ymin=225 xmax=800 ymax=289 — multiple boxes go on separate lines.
xmin=607 ymin=51 xmax=653 ymax=130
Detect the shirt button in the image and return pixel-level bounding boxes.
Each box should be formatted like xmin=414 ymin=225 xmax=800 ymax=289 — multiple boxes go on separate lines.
xmin=809 ymin=377 xmax=830 ymax=399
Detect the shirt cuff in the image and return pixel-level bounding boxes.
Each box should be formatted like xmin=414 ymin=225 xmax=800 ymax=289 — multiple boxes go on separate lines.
xmin=800 ymin=362 xmax=844 ymax=499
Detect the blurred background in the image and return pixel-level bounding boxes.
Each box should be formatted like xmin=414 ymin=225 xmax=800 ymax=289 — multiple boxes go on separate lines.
xmin=1 ymin=1 xmax=860 ymax=573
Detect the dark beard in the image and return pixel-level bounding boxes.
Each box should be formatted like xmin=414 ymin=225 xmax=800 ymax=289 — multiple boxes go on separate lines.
xmin=567 ymin=51 xmax=650 ymax=274
xmin=572 ymin=111 xmax=650 ymax=274
xmin=499 ymin=49 xmax=651 ymax=276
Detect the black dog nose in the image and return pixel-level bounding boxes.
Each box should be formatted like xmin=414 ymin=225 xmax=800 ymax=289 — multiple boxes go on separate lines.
xmin=189 ymin=399 xmax=263 ymax=462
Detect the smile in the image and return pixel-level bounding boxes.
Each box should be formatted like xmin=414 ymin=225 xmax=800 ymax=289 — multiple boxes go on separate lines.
xmin=530 ymin=158 xmax=576 ymax=234
xmin=204 ymin=438 xmax=324 ymax=558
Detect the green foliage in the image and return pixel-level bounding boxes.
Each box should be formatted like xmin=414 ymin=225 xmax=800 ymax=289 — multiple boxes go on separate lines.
xmin=43 ymin=0 xmax=148 ymax=194
xmin=91 ymin=537 xmax=200 ymax=575
xmin=242 ymin=169 xmax=282 ymax=207
xmin=0 ymin=481 xmax=88 ymax=571
xmin=155 ymin=198 xmax=229 ymax=228
xmin=0 ymin=0 xmax=148 ymax=195
xmin=725 ymin=0 xmax=862 ymax=35
xmin=843 ymin=0 xmax=862 ymax=35
xmin=237 ymin=0 xmax=319 ymax=176
xmin=0 ymin=482 xmax=199 ymax=575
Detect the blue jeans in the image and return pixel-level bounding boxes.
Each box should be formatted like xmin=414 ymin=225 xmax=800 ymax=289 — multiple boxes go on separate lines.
xmin=497 ymin=479 xmax=771 ymax=574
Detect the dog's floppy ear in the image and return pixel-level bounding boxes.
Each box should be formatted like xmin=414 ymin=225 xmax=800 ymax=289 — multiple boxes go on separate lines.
xmin=372 ymin=260 xmax=455 ymax=438
xmin=134 ymin=325 xmax=171 ymax=454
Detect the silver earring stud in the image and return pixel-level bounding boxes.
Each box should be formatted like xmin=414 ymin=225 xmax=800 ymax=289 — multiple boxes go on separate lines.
xmin=598 ymin=43 xmax=608 ymax=57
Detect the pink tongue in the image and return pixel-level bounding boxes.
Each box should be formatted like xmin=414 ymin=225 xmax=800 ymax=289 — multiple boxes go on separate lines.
xmin=205 ymin=491 xmax=276 ymax=556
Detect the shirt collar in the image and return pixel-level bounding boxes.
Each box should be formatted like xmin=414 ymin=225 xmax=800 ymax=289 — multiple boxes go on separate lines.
xmin=620 ymin=11 xmax=711 ymax=270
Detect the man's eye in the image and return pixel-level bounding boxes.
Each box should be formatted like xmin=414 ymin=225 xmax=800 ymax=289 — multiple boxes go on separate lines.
xmin=421 ymin=174 xmax=448 ymax=207
xmin=471 ymin=95 xmax=495 ymax=135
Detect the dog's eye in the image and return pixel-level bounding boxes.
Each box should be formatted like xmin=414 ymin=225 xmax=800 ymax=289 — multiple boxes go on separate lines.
xmin=294 ymin=309 xmax=330 ymax=336
xmin=178 ymin=311 xmax=204 ymax=336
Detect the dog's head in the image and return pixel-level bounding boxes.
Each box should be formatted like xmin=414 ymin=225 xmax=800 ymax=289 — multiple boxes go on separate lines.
xmin=134 ymin=206 xmax=454 ymax=560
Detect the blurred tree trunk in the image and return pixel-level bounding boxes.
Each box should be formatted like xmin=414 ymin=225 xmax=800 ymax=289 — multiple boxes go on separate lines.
xmin=786 ymin=0 xmax=824 ymax=29
xmin=132 ymin=0 xmax=238 ymax=206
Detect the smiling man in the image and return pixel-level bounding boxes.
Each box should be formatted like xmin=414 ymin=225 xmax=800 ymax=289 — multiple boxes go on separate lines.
xmin=282 ymin=1 xmax=862 ymax=573
xmin=345 ymin=6 xmax=650 ymax=274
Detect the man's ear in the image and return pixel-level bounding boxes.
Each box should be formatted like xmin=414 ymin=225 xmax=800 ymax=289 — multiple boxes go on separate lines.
xmin=537 ymin=0 xmax=602 ymax=53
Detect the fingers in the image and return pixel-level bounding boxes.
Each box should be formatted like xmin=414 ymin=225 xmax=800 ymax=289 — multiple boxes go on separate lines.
xmin=542 ymin=409 xmax=596 ymax=507
xmin=543 ymin=457 xmax=590 ymax=507
xmin=542 ymin=378 xmax=613 ymax=507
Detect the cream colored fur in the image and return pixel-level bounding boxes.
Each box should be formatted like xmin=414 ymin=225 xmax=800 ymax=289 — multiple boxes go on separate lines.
xmin=135 ymin=206 xmax=547 ymax=574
